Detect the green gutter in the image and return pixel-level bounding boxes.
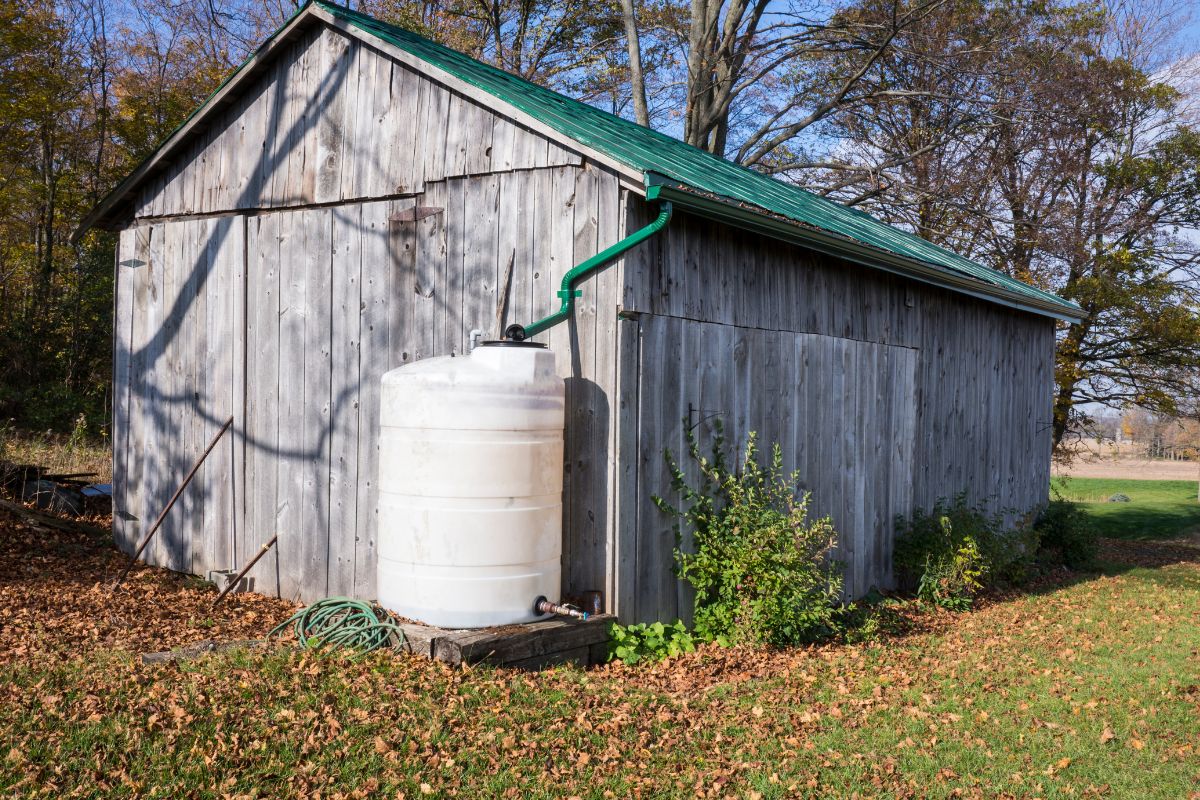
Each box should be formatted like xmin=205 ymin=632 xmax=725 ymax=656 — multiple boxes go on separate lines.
xmin=509 ymin=202 xmax=674 ymax=340
xmin=645 ymin=181 xmax=1085 ymax=324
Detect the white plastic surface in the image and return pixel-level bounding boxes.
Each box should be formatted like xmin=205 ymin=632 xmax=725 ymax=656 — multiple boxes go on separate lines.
xmin=376 ymin=343 xmax=565 ymax=628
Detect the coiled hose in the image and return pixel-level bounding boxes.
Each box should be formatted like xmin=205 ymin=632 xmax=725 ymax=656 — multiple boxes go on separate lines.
xmin=270 ymin=597 xmax=406 ymax=653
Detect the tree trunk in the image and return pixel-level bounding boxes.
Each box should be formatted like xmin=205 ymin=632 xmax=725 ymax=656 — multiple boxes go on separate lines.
xmin=39 ymin=125 xmax=56 ymax=289
xmin=619 ymin=0 xmax=649 ymax=127
xmin=1051 ymin=319 xmax=1091 ymax=449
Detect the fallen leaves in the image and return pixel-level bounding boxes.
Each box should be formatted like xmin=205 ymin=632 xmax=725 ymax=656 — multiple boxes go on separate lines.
xmin=1 ymin=509 xmax=1199 ymax=798
xmin=0 ymin=505 xmax=298 ymax=668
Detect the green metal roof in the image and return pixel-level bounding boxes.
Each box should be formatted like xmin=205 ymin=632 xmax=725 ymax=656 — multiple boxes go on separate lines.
xmin=317 ymin=1 xmax=1082 ymax=321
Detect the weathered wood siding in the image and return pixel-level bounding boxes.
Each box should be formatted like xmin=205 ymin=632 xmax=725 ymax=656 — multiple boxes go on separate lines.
xmin=132 ymin=26 xmax=583 ymax=221
xmin=618 ymin=206 xmax=1055 ymax=621
xmin=625 ymin=314 xmax=918 ymax=621
xmin=112 ymin=218 xmax=242 ymax=580
xmin=115 ymin=162 xmax=627 ymax=603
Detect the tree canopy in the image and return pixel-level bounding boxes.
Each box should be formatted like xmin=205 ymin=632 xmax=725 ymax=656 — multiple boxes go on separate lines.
xmin=0 ymin=0 xmax=1196 ymax=453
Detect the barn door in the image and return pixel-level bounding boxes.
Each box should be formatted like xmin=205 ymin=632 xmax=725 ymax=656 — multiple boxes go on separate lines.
xmin=630 ymin=314 xmax=917 ymax=623
xmin=113 ymin=217 xmax=244 ymax=578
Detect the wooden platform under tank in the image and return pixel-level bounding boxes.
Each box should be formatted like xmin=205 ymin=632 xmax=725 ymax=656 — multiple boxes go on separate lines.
xmin=395 ymin=614 xmax=614 ymax=670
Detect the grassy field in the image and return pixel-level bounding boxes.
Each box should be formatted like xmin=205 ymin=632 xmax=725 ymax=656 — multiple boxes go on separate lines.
xmin=2 ymin=507 xmax=1200 ymax=798
xmin=0 ymin=426 xmax=112 ymax=483
xmin=1052 ymin=476 xmax=1200 ymax=541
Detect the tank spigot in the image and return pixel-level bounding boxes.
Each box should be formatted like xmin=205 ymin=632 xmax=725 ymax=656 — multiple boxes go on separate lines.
xmin=534 ymin=596 xmax=589 ymax=621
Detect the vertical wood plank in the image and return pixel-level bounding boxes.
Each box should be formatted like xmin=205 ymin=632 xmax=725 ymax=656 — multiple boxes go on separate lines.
xmin=410 ymin=182 xmax=445 ymax=361
xmin=443 ymin=92 xmax=470 ymax=177
xmin=315 ymin=28 xmax=350 ymax=204
xmin=275 ymin=210 xmax=306 ymax=599
xmin=355 ymin=200 xmax=394 ymax=598
xmin=340 ymin=37 xmax=370 ymax=202
xmin=127 ymin=225 xmax=158 ymax=559
xmin=365 ymin=51 xmax=395 ymax=198
xmin=419 ymin=76 xmax=450 ymax=185
xmin=245 ymin=213 xmax=281 ymax=596
xmin=159 ymin=220 xmax=186 ymax=572
xmin=565 ymin=163 xmax=598 ymax=596
xmin=462 ymin=174 xmax=500 ymax=341
xmin=296 ymin=32 xmax=319 ymax=205
xmin=303 ymin=209 xmax=333 ymax=598
xmin=594 ymin=171 xmax=621 ymax=611
xmin=230 ymin=215 xmax=247 ymax=576
xmin=329 ymin=203 xmax=362 ymax=596
xmin=112 ymin=230 xmax=138 ymax=552
xmin=442 ymin=179 xmax=466 ymax=356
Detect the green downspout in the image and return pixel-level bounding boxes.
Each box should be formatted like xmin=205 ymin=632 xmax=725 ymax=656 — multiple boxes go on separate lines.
xmin=507 ymin=202 xmax=673 ymax=341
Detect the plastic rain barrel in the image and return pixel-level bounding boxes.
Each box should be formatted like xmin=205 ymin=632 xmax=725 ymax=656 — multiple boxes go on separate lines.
xmin=376 ymin=340 xmax=564 ymax=628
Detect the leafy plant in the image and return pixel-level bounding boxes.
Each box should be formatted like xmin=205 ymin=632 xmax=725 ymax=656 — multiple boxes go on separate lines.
xmin=1035 ymin=499 xmax=1098 ymax=568
xmin=657 ymin=423 xmax=842 ymax=647
xmin=607 ymin=621 xmax=695 ymax=665
xmin=895 ymin=495 xmax=1037 ymax=607
xmin=916 ymin=533 xmax=986 ymax=610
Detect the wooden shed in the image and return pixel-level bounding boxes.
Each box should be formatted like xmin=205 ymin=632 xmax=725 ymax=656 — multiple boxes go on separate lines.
xmin=82 ymin=1 xmax=1083 ymax=624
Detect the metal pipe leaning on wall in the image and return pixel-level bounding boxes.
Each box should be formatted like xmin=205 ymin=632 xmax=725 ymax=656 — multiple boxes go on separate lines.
xmin=506 ymin=201 xmax=674 ymax=341
xmin=211 ymin=534 xmax=279 ymax=609
xmin=111 ymin=415 xmax=235 ymax=592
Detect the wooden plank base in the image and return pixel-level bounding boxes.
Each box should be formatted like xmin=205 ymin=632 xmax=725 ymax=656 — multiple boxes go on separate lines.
xmin=396 ymin=614 xmax=614 ymax=670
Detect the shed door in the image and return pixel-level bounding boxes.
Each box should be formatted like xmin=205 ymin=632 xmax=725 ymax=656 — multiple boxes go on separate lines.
xmin=113 ymin=217 xmax=244 ymax=578
xmin=629 ymin=314 xmax=917 ymax=623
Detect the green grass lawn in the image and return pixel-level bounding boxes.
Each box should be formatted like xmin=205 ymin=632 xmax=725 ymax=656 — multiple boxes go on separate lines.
xmin=1051 ymin=477 xmax=1200 ymax=540
xmin=4 ymin=554 xmax=1200 ymax=798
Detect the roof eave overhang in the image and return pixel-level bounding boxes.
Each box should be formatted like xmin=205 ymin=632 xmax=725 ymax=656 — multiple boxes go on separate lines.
xmin=645 ymin=178 xmax=1085 ymax=325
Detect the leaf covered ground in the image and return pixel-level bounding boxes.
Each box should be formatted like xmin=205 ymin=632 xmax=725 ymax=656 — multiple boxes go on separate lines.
xmin=1 ymin=508 xmax=1199 ymax=798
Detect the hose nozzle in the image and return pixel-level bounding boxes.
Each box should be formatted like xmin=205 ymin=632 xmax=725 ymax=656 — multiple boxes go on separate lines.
xmin=534 ymin=596 xmax=589 ymax=621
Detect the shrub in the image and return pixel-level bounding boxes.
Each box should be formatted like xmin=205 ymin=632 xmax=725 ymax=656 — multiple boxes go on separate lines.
xmin=894 ymin=495 xmax=1037 ymax=608
xmin=607 ymin=621 xmax=695 ymax=665
xmin=656 ymin=425 xmax=842 ymax=646
xmin=916 ymin=531 xmax=986 ymax=610
xmin=1035 ymin=499 xmax=1098 ymax=568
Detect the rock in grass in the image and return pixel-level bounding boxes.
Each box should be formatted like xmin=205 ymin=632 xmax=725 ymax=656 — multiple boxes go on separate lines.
xmin=1107 ymin=493 xmax=1132 ymax=503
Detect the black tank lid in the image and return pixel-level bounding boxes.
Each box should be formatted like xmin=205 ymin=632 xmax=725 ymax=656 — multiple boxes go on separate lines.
xmin=478 ymin=339 xmax=547 ymax=348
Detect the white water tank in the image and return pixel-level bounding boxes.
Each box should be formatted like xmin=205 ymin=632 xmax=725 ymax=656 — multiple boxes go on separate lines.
xmin=376 ymin=341 xmax=564 ymax=628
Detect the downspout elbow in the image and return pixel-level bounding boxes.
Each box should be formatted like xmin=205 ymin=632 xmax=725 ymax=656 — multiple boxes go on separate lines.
xmin=507 ymin=201 xmax=673 ymax=341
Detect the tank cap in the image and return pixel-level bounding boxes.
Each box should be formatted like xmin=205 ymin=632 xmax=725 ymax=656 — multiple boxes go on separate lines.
xmin=478 ymin=339 xmax=547 ymax=348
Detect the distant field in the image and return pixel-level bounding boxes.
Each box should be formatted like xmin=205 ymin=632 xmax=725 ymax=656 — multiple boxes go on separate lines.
xmin=1052 ymin=476 xmax=1200 ymax=540
xmin=1053 ymin=454 xmax=1196 ymax=481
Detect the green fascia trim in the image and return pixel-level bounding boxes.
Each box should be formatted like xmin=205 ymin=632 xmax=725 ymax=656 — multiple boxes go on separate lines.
xmin=317 ymin=1 xmax=1082 ymax=322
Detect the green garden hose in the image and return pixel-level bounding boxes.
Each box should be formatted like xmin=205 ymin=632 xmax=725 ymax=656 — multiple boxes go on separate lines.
xmin=270 ymin=597 xmax=405 ymax=653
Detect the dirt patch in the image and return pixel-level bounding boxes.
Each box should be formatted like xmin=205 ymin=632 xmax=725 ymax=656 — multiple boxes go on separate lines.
xmin=1054 ymin=443 xmax=1198 ymax=481
xmin=0 ymin=505 xmax=298 ymax=667
xmin=1054 ymin=458 xmax=1198 ymax=481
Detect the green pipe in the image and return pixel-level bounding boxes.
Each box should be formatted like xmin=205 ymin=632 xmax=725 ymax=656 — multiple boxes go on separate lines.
xmin=509 ymin=202 xmax=673 ymax=340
